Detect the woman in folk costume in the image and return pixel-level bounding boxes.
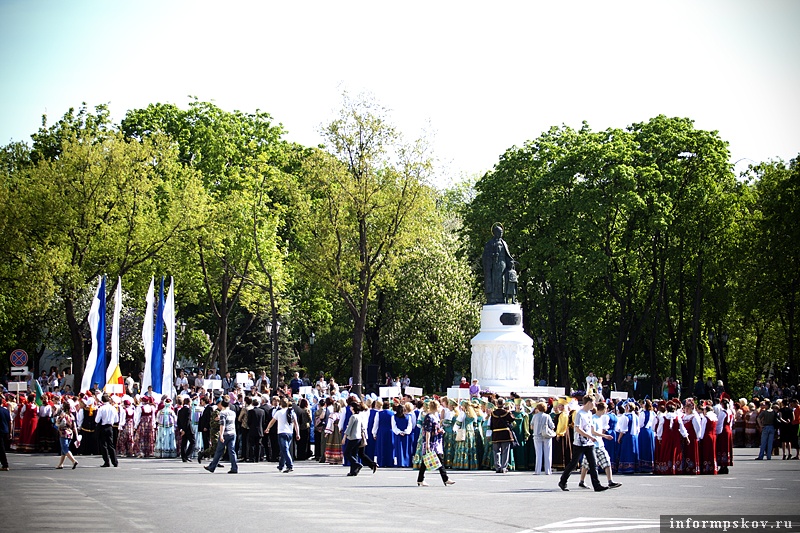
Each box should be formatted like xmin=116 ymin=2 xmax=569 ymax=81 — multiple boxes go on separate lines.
xmin=616 ymin=402 xmax=640 ymax=474
xmin=35 ymin=394 xmax=58 ymax=453
xmin=391 ymin=403 xmax=414 ymax=467
xmin=451 ymin=400 xmax=480 ymax=470
xmin=605 ymin=399 xmax=619 ymax=471
xmin=744 ymin=402 xmax=760 ymax=448
xmin=116 ymin=399 xmax=137 ymax=457
xmin=681 ymin=400 xmax=703 ymax=475
xmin=134 ymin=396 xmax=157 ymax=458
xmin=714 ymin=396 xmax=734 ymax=474
xmin=654 ymin=401 xmax=688 ymax=474
xmin=154 ymin=397 xmax=177 ymax=458
xmin=375 ymin=400 xmax=395 ymax=468
xmin=363 ymin=398 xmax=381 ymax=464
xmin=700 ymin=403 xmax=718 ymax=474
xmin=441 ymin=398 xmax=457 ymax=468
xmin=77 ymin=394 xmax=98 ymax=456
xmin=324 ymin=401 xmax=343 ymax=464
xmin=410 ymin=400 xmax=423 ymax=459
xmin=551 ymin=400 xmax=572 ymax=471
xmin=637 ymin=400 xmax=656 ymax=473
xmin=511 ymin=400 xmax=529 ymax=469
xmin=338 ymin=399 xmax=354 ymax=467
xmin=18 ymin=394 xmax=39 ymax=453
xmin=191 ymin=397 xmax=203 ymax=458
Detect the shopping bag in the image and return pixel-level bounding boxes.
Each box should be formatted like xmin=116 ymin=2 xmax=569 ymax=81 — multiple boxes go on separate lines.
xmin=423 ymin=450 xmax=442 ymax=470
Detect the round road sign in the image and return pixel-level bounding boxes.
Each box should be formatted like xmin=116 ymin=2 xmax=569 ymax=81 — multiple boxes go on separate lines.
xmin=10 ymin=349 xmax=28 ymax=367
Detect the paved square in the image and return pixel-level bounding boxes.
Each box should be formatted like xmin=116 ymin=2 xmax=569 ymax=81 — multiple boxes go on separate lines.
xmin=0 ymin=448 xmax=795 ymax=532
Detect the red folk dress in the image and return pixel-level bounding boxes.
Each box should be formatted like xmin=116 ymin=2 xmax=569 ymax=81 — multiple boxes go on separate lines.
xmin=700 ymin=413 xmax=718 ymax=475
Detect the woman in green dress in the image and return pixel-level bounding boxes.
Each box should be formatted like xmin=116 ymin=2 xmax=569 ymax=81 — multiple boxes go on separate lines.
xmin=442 ymin=398 xmax=457 ymax=468
xmin=452 ymin=401 xmax=480 ymax=470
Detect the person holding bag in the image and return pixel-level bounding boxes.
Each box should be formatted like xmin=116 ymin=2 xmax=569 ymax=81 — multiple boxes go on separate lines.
xmin=416 ymin=400 xmax=455 ymax=487
xmin=342 ymin=402 xmax=377 ymax=477
xmin=531 ymin=401 xmax=555 ymax=475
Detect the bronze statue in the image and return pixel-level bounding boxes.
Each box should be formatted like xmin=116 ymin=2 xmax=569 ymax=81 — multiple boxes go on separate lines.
xmin=482 ymin=223 xmax=514 ymax=305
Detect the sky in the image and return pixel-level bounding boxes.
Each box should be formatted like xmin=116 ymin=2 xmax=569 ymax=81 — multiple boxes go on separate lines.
xmin=1 ymin=0 xmax=798 ymax=186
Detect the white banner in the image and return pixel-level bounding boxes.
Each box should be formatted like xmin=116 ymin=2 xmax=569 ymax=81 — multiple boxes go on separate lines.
xmin=379 ymin=386 xmax=401 ymax=398
xmin=80 ymin=277 xmax=103 ymax=393
xmin=141 ymin=277 xmax=155 ymax=392
xmin=107 ymin=277 xmax=122 ymax=383
xmin=404 ymin=386 xmax=423 ymax=397
xmin=161 ymin=277 xmax=176 ymax=398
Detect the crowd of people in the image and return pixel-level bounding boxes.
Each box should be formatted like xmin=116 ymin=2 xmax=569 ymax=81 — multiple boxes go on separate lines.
xmin=1 ymin=369 xmax=799 ymax=486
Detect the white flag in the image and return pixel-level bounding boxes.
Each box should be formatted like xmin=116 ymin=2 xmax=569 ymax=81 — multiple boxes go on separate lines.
xmin=161 ymin=277 xmax=176 ymax=398
xmin=106 ymin=277 xmax=123 ymax=383
xmin=80 ymin=276 xmax=103 ymax=393
xmin=141 ymin=277 xmax=155 ymax=392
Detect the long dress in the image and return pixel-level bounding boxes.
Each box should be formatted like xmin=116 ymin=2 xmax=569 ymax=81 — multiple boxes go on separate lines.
xmin=18 ymin=404 xmax=38 ymax=453
xmin=154 ymin=406 xmax=177 ymax=458
xmin=412 ymin=413 xmax=426 ymax=469
xmin=134 ymin=404 xmax=156 ymax=457
xmin=191 ymin=402 xmax=203 ymax=458
xmin=78 ymin=403 xmax=98 ymax=456
xmin=442 ymin=413 xmax=456 ymax=468
xmin=551 ymin=411 xmax=571 ymax=471
xmin=364 ymin=408 xmax=380 ymax=463
xmin=116 ymin=406 xmax=137 ymax=457
xmin=606 ymin=411 xmax=618 ymax=471
xmin=340 ymin=407 xmax=352 ymax=467
xmin=452 ymin=415 xmax=479 ymax=470
xmin=682 ymin=413 xmax=701 ymax=475
xmin=744 ymin=410 xmax=759 ymax=448
xmin=324 ymin=412 xmax=343 ymax=464
xmin=700 ymin=414 xmax=718 ymax=475
xmin=35 ymin=404 xmax=57 ymax=452
xmin=511 ymin=410 xmax=528 ymax=470
xmin=375 ymin=409 xmax=395 ymax=468
xmin=638 ymin=410 xmax=656 ymax=473
xmin=617 ymin=413 xmax=639 ymax=474
xmin=391 ymin=414 xmax=413 ymax=467
xmin=716 ymin=408 xmax=734 ymax=470
xmin=654 ymin=412 xmax=686 ymax=475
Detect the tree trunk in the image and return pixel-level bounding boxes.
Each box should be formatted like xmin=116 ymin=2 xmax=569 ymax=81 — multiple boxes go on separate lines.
xmin=351 ymin=310 xmax=367 ymax=396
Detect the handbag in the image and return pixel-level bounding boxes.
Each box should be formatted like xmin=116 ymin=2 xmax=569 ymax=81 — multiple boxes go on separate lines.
xmin=540 ymin=416 xmax=556 ymax=439
xmin=422 ymin=450 xmax=442 ymax=470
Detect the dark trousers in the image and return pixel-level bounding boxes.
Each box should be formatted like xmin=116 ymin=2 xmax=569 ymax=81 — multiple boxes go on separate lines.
xmin=344 ymin=439 xmax=376 ymax=475
xmin=0 ymin=433 xmax=9 ymax=468
xmin=248 ymin=434 xmax=263 ymax=462
xmin=180 ymin=429 xmax=196 ymax=461
xmin=98 ymin=424 xmax=118 ymax=467
xmin=417 ymin=452 xmax=449 ymax=483
xmin=560 ymin=444 xmax=601 ymax=489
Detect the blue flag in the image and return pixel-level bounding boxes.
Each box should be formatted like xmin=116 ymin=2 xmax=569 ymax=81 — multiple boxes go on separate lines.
xmin=90 ymin=276 xmax=107 ymax=390
xmin=151 ymin=277 xmax=165 ymax=394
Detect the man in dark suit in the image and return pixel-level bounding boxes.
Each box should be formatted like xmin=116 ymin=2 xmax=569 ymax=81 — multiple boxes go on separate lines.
xmin=247 ymin=398 xmax=265 ymax=462
xmin=198 ymin=397 xmax=213 ymax=455
xmin=177 ymin=397 xmax=195 ymax=463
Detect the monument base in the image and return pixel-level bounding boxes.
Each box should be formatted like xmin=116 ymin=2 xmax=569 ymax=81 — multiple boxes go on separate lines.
xmin=470 ymin=303 xmax=537 ymax=395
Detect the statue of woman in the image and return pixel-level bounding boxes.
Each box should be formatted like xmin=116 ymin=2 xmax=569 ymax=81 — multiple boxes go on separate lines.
xmin=482 ymin=224 xmax=513 ymax=304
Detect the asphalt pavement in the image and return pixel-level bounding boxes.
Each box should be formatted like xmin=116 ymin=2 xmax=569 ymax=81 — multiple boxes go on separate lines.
xmin=0 ymin=447 xmax=796 ymax=532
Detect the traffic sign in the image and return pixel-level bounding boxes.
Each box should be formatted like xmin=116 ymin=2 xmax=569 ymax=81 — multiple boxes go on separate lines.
xmin=10 ymin=349 xmax=28 ymax=367
xmin=10 ymin=366 xmax=28 ymax=376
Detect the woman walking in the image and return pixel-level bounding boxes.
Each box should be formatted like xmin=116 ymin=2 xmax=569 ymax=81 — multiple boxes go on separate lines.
xmin=55 ymin=408 xmax=78 ymax=469
xmin=343 ymin=402 xmax=377 ymax=477
xmin=416 ymin=400 xmax=454 ymax=486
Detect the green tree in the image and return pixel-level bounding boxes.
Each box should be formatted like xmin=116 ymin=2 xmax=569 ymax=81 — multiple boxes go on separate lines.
xmin=295 ymin=93 xmax=436 ymax=394
xmin=1 ymin=105 xmax=204 ymax=388
xmin=121 ymin=101 xmax=294 ymax=376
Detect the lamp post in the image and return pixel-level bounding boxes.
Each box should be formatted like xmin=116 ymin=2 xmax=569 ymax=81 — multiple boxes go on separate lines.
xmin=266 ymin=319 xmax=281 ymax=394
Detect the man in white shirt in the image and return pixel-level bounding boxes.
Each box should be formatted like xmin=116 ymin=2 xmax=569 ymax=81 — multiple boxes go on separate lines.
xmin=578 ymin=402 xmax=620 ymax=489
xmin=94 ymin=394 xmax=119 ymax=468
xmin=204 ymin=398 xmax=239 ymax=474
xmin=558 ymin=396 xmax=608 ymax=492
xmin=265 ymin=398 xmax=300 ymax=473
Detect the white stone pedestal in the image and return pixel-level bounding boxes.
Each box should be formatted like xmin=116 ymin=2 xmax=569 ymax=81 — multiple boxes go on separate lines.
xmin=470 ymin=304 xmax=537 ymax=395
